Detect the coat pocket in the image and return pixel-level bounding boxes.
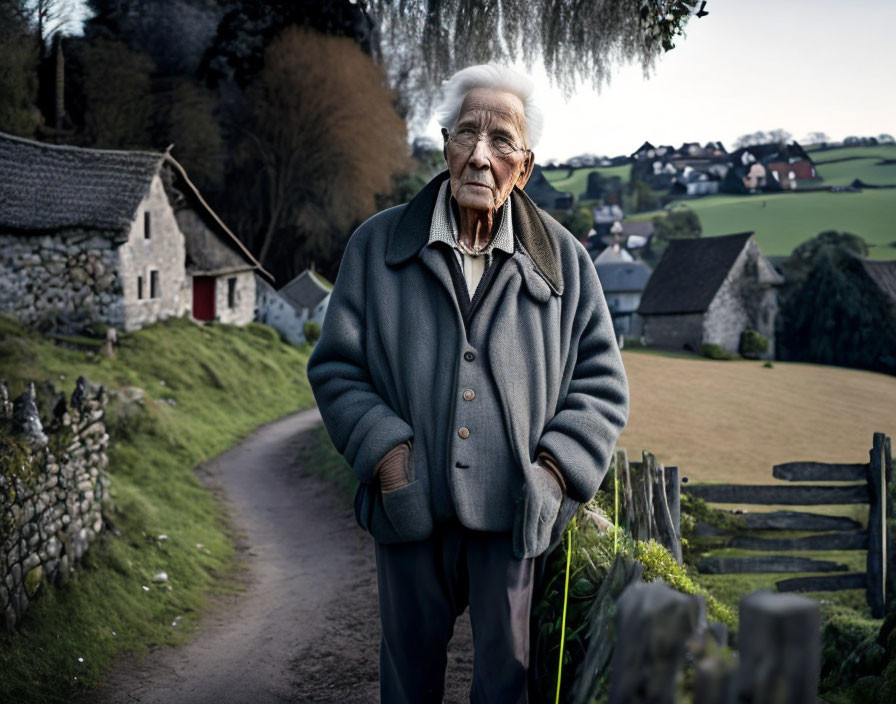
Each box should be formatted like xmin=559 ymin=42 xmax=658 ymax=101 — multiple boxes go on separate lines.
xmin=513 ymin=462 xmax=564 ymax=559
xmin=379 ymin=479 xmax=434 ymax=542
xmin=353 ymin=482 xmax=375 ymax=532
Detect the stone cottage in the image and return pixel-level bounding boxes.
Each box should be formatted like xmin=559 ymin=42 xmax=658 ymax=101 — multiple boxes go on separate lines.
xmin=255 ymin=269 xmax=331 ymax=346
xmin=0 ymin=130 xmax=270 ymax=333
xmin=636 ymin=232 xmax=784 ymax=357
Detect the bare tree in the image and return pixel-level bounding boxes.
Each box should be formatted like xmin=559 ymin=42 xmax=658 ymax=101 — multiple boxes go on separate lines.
xmin=804 ymin=131 xmax=830 ymax=146
xmin=236 ymin=27 xmax=407 ymax=273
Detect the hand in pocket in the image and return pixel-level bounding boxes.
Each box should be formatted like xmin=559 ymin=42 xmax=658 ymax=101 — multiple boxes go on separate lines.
xmin=375 ymin=440 xmax=413 ymax=492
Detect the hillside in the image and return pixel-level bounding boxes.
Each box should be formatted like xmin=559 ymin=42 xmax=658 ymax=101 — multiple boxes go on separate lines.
xmin=547 ymin=144 xmax=896 ymax=259
xmin=0 ymin=316 xmax=314 ymax=702
xmin=617 ymin=349 xmax=896 ymax=484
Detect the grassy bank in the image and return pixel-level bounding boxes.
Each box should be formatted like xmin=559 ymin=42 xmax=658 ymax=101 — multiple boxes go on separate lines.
xmin=0 ymin=315 xmax=314 ymax=703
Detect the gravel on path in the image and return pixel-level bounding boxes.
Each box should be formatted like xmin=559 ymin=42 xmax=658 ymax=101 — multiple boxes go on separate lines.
xmin=85 ymin=408 xmax=474 ymax=704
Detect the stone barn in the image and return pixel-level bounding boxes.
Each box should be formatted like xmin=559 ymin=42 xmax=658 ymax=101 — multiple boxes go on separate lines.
xmin=637 ymin=232 xmax=784 ymax=357
xmin=0 ymin=131 xmax=270 ymax=332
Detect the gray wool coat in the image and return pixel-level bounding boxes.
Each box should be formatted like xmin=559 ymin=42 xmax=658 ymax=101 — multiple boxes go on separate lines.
xmin=306 ymin=171 xmax=629 ymax=559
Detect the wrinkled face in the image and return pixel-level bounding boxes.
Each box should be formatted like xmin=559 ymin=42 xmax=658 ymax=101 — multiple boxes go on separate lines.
xmin=444 ymin=87 xmax=534 ymax=214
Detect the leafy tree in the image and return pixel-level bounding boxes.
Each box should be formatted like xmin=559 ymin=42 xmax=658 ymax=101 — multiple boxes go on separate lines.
xmin=85 ymin=0 xmax=222 ymax=76
xmin=0 ymin=2 xmax=41 ymax=136
xmin=198 ymin=0 xmax=375 ymax=88
xmin=80 ymin=37 xmax=154 ymax=148
xmin=778 ymin=248 xmax=896 ymax=374
xmin=626 ymin=179 xmax=658 ymax=213
xmin=779 ymin=230 xmax=868 ymax=287
xmin=155 ymin=77 xmax=224 ymax=191
xmin=234 ymin=27 xmax=407 ymax=279
xmin=652 ymin=206 xmax=701 ymax=239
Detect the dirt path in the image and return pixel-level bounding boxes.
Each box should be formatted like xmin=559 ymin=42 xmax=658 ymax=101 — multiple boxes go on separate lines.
xmin=87 ymin=408 xmax=473 ymax=704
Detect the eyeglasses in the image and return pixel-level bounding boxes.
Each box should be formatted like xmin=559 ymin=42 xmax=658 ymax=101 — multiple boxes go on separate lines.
xmin=444 ymin=127 xmax=528 ymax=157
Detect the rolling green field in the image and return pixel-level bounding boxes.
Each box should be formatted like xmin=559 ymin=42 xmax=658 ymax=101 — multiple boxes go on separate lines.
xmin=544 ymin=145 xmax=896 ymax=258
xmin=543 ymin=164 xmax=631 ymax=198
xmin=814 ymin=156 xmax=896 ymax=186
xmin=629 ymin=189 xmax=896 ymax=259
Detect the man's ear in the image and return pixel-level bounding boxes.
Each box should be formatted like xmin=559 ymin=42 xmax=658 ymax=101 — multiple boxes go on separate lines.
xmin=516 ymin=151 xmax=535 ymax=189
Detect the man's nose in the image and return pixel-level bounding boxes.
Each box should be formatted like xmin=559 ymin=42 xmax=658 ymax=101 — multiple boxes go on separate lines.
xmin=468 ymin=137 xmax=491 ymax=168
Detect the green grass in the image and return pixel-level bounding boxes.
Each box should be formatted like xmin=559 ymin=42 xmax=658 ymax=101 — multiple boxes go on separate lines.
xmin=629 ymin=189 xmax=896 ymax=259
xmin=815 ymin=157 xmax=896 ymax=186
xmin=298 ymin=424 xmax=355 ymax=501
xmin=543 ymin=164 xmax=632 ymax=199
xmin=809 ymin=144 xmax=896 ymax=162
xmin=0 ymin=314 xmax=315 ymax=703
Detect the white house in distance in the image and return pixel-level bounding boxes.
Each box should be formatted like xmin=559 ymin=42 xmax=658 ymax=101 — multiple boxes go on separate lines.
xmin=0 ymin=130 xmax=271 ymax=332
xmin=254 ymin=269 xmax=332 ymax=345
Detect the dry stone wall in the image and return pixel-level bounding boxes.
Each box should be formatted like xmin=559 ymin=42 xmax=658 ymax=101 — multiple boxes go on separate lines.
xmin=0 ymin=230 xmax=125 ymax=333
xmin=0 ymin=377 xmax=110 ymax=630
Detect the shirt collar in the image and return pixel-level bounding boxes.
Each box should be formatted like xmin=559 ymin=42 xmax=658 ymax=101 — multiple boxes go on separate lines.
xmin=427 ymin=180 xmax=515 ymax=256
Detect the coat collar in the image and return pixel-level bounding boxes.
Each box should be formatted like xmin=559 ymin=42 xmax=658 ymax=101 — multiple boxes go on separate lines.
xmin=385 ymin=170 xmax=564 ymax=297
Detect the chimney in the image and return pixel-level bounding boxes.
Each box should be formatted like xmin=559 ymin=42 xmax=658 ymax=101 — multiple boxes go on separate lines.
xmin=53 ymin=33 xmax=64 ymax=129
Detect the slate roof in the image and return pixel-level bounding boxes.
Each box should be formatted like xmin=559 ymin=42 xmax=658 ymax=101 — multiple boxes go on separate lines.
xmin=0 ymin=130 xmax=273 ymax=282
xmin=596 ymin=261 xmax=652 ymax=294
xmin=637 ymin=232 xmax=754 ymax=315
xmin=861 ymin=259 xmax=896 ymax=305
xmin=0 ymin=130 xmax=164 ymax=236
xmin=279 ymin=270 xmax=331 ymax=310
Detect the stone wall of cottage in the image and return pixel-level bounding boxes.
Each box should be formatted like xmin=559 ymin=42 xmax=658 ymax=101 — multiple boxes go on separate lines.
xmin=0 ymin=229 xmax=125 ymax=332
xmin=117 ymin=174 xmax=191 ymax=331
xmin=0 ymin=377 xmax=110 ymax=630
xmin=703 ymin=239 xmax=777 ymax=359
xmin=214 ymin=270 xmax=256 ymax=326
xmin=642 ymin=312 xmax=704 ymax=351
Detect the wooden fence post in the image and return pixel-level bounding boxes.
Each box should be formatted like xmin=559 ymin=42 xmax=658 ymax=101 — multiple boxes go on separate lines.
xmin=735 ymin=591 xmax=820 ymax=704
xmin=607 ymin=581 xmax=704 ymax=704
xmin=884 ymin=434 xmax=894 ymax=614
xmin=867 ymin=432 xmax=888 ymax=617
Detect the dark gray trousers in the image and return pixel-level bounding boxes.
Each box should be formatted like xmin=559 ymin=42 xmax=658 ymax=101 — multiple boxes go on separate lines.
xmin=374 ymin=519 xmax=547 ymax=704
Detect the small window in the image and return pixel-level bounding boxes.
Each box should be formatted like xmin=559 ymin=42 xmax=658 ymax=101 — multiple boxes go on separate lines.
xmin=144 ymin=212 xmax=151 ymax=239
xmin=227 ymin=277 xmax=237 ymax=308
xmin=150 ymin=270 xmax=159 ymax=298
xmin=137 ymin=275 xmax=144 ymax=300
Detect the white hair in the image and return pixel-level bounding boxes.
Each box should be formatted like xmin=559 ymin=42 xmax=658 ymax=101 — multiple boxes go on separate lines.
xmin=435 ymin=64 xmax=544 ymax=149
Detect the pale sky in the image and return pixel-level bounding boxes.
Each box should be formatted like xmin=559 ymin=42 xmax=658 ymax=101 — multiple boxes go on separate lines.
xmin=421 ymin=0 xmax=896 ymax=162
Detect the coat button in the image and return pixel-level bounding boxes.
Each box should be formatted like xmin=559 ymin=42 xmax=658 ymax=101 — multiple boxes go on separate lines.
xmin=462 ymin=389 xmax=475 ymax=401
xmin=463 ymin=351 xmax=475 ymax=362
xmin=458 ymin=427 xmax=470 ymax=439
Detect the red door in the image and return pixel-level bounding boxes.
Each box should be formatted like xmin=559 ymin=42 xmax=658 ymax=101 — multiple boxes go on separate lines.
xmin=193 ymin=276 xmax=216 ymax=321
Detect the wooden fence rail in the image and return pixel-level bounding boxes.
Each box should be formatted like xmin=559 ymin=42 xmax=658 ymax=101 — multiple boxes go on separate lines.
xmin=682 ymin=432 xmax=893 ymax=617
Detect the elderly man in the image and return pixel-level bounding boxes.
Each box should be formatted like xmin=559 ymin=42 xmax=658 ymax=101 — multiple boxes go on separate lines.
xmin=307 ymin=64 xmax=628 ymax=703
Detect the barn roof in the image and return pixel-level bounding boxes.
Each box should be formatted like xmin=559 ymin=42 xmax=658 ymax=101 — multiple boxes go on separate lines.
xmin=596 ymin=261 xmax=652 ymax=294
xmin=637 ymin=232 xmax=754 ymax=315
xmin=861 ymin=259 xmax=896 ymax=305
xmin=0 ymin=130 xmax=164 ymax=236
xmin=279 ymin=270 xmax=331 ymax=310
